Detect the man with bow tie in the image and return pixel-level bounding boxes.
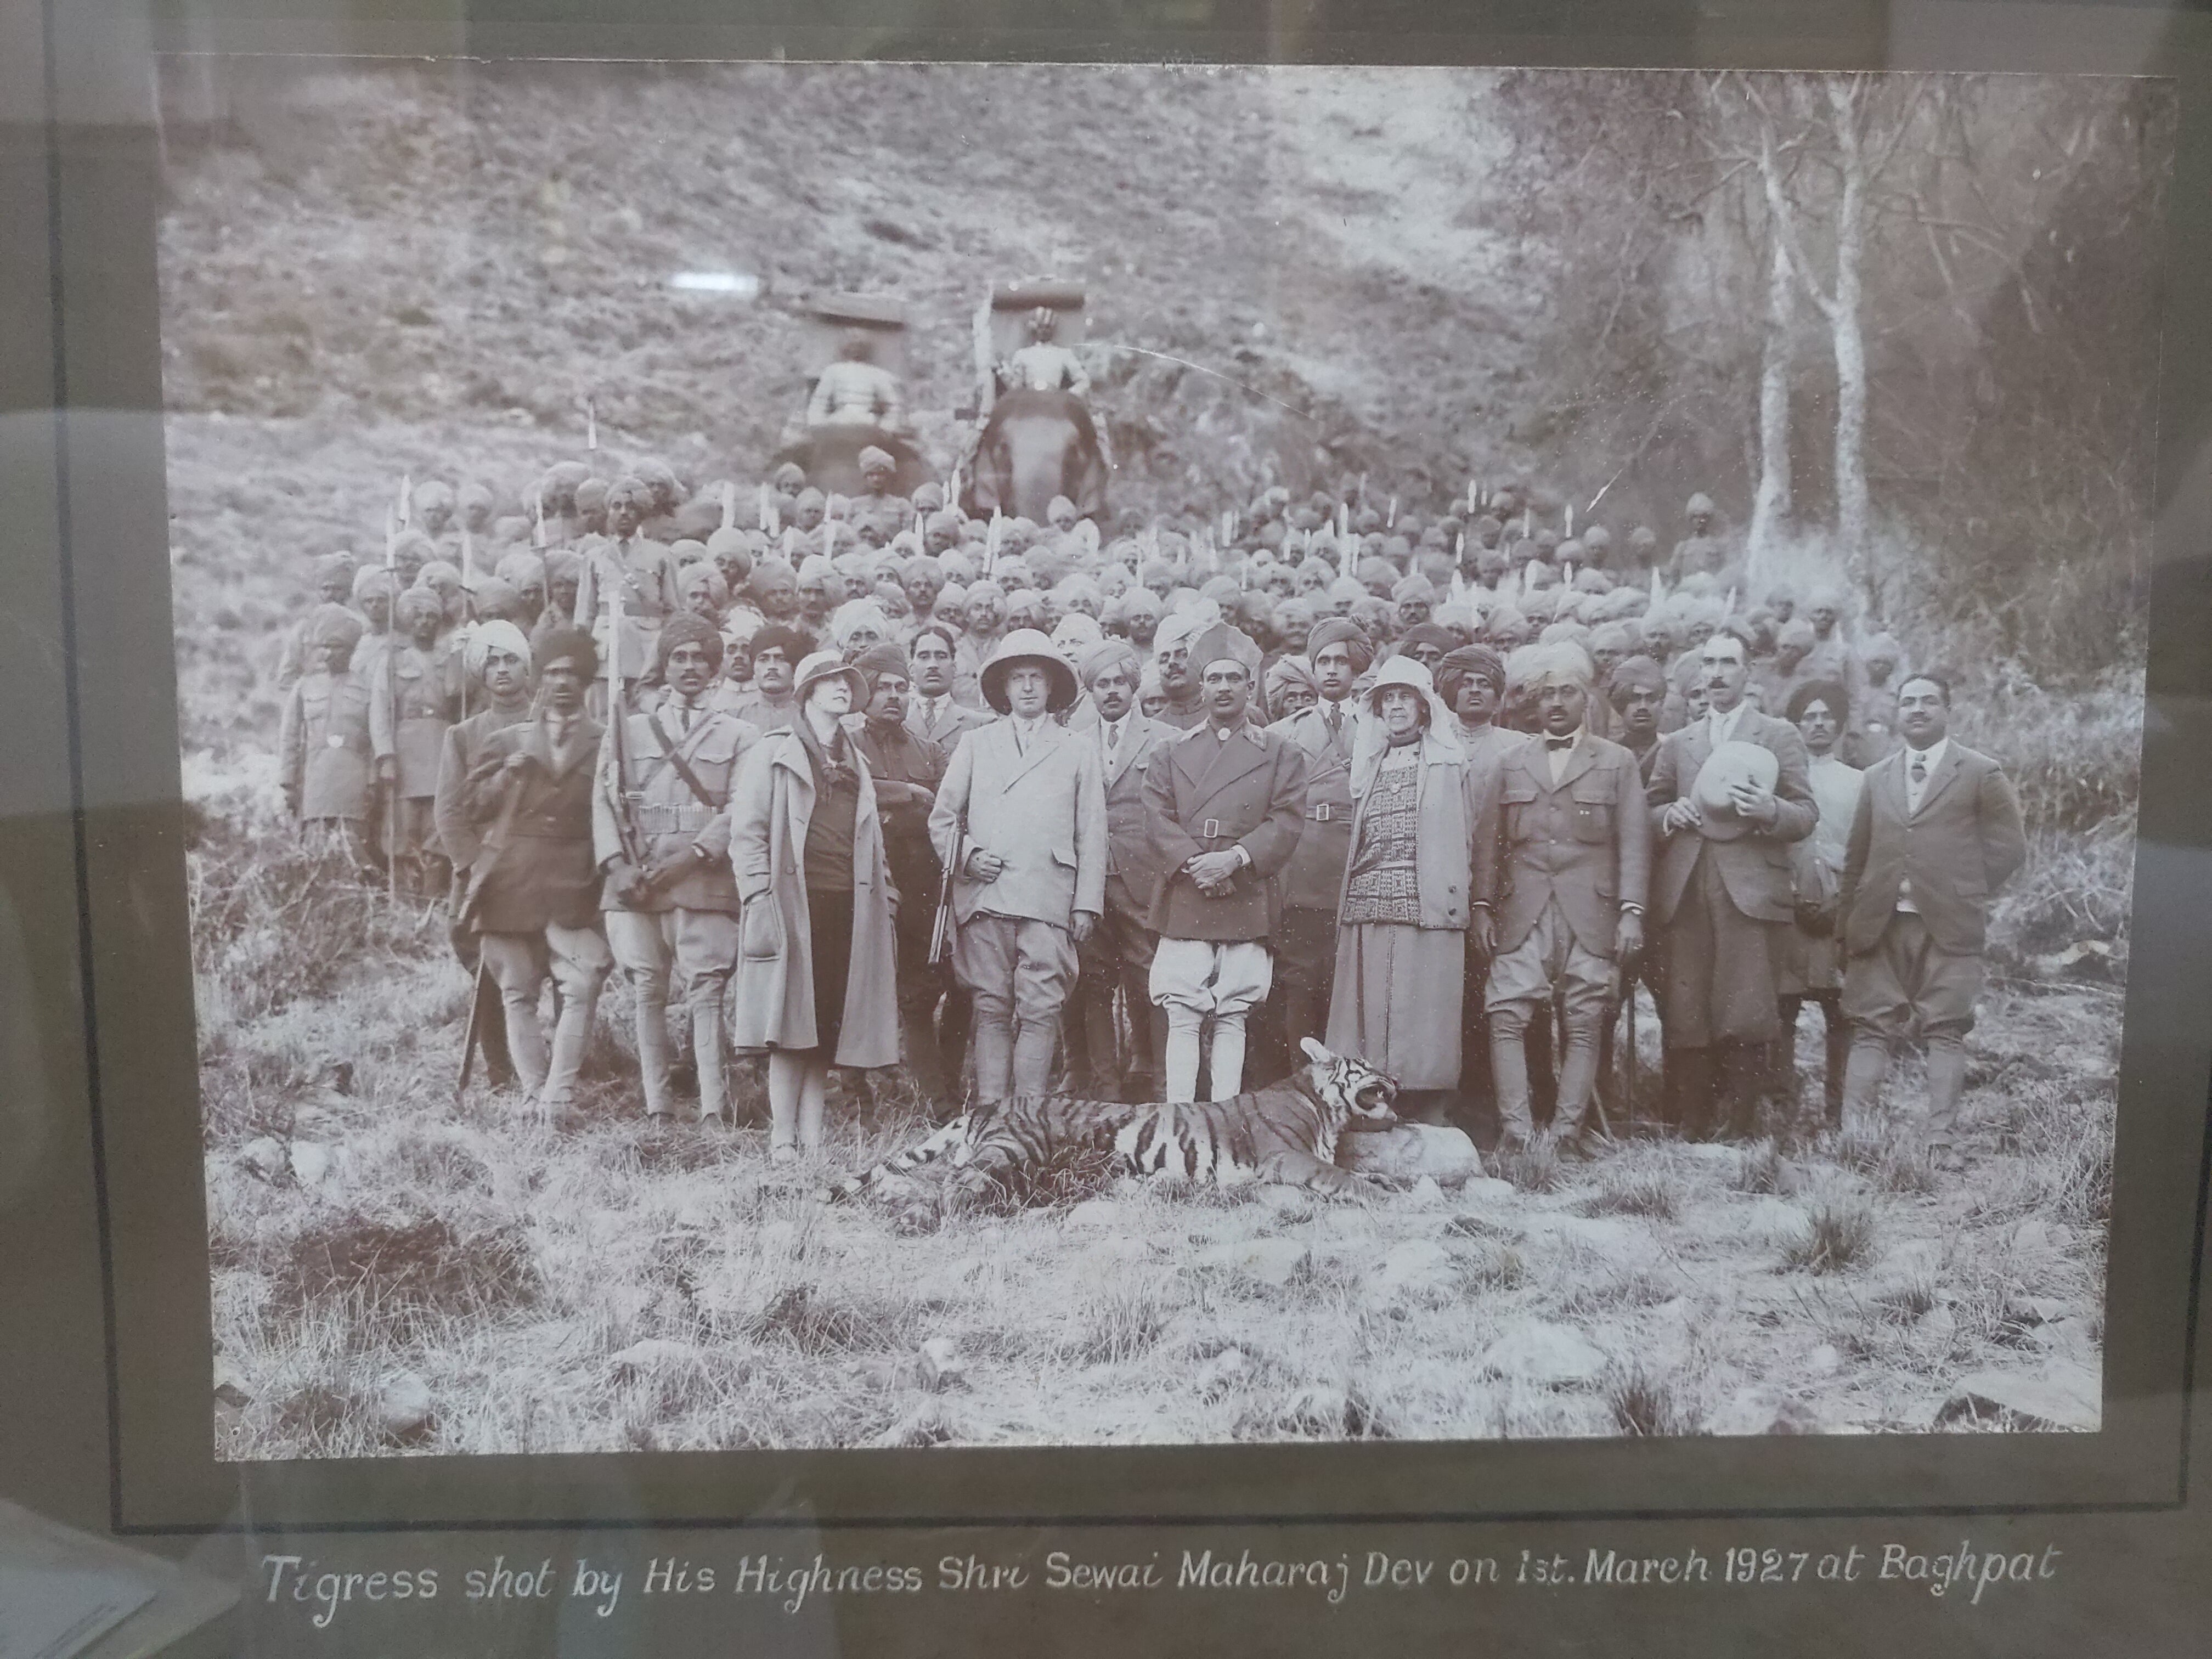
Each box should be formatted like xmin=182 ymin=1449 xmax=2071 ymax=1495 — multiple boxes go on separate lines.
xmin=1836 ymin=672 xmax=2024 ymax=1169
xmin=1064 ymin=639 xmax=1173 ymax=1100
xmin=1486 ymin=643 xmax=1650 ymax=1156
xmin=594 ymin=614 xmax=760 ymax=1124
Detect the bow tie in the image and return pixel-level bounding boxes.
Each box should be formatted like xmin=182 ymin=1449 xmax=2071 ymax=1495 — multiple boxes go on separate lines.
xmin=1544 ymin=735 xmax=1577 ymax=751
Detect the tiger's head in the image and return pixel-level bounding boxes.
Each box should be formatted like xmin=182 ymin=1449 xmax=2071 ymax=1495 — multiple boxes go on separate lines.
xmin=1296 ymin=1038 xmax=1399 ymax=1130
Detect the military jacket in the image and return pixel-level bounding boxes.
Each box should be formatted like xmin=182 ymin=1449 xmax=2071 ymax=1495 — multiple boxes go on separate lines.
xmin=370 ymin=641 xmax=462 ymax=797
xmin=592 ymin=695 xmax=757 ymax=915
xmin=1270 ymin=701 xmax=1358 ymax=912
xmin=1142 ymin=717 xmax=1310 ymax=943
xmin=279 ymin=670 xmax=374 ymax=821
xmin=455 ymin=714 xmax=606 ymax=934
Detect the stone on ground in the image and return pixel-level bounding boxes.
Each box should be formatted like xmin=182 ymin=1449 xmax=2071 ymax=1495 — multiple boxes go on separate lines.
xmin=1476 ymin=1318 xmax=1608 ymax=1386
xmin=376 ymin=1371 xmax=434 ymax=1440
xmin=1369 ymin=1239 xmax=1454 ymax=1300
xmin=919 ymin=1335 xmax=968 ymax=1392
xmin=1938 ymin=1364 xmax=2099 ymax=1431
xmin=1197 ymin=1237 xmax=1311 ymax=1287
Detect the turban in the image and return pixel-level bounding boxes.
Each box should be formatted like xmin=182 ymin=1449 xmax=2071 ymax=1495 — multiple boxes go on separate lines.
xmin=1078 ymin=638 xmax=1143 ymax=687
xmin=1398 ymin=622 xmax=1457 ymax=657
xmin=305 ymin=603 xmax=364 ymax=652
xmin=541 ymin=548 xmax=584 ymax=585
xmin=495 ymin=550 xmax=546 ymax=589
xmin=465 ymin=619 xmax=532 ymax=679
xmin=1306 ymin=618 xmax=1375 ymax=672
xmin=857 ymin=446 xmax=896 ymax=475
xmin=1391 ymin=573 xmax=1437 ymax=606
xmin=749 ymin=622 xmax=815 ymax=662
xmin=794 ymin=487 xmax=827 ymax=512
xmin=1120 ymin=586 xmax=1163 ymax=620
xmin=313 ymin=551 xmax=356 ymax=583
xmin=1264 ymin=653 xmax=1318 ymax=707
xmin=1861 ymin=631 xmax=1903 ymax=667
xmin=851 ymin=641 xmax=910 ymax=692
xmin=1778 ymin=618 xmax=1818 ymax=651
xmin=657 ymin=611 xmax=726 ymax=673
xmin=352 ymin=567 xmax=396 ymax=603
xmin=1436 ymin=644 xmax=1506 ymax=706
xmin=797 ymin=554 xmax=837 ymax=588
xmin=471 ymin=577 xmax=521 ymax=622
xmin=1786 ymin=678 xmax=1852 ymax=724
xmin=533 ymin=624 xmax=599 ymax=679
xmin=1052 ymin=613 xmax=1103 ymax=653
xmin=1432 ymin=601 xmax=1476 ymax=636
xmin=1629 ymin=526 xmax=1660 ymax=553
xmin=1606 ymin=654 xmax=1666 ymax=697
xmin=394 ymin=587 xmax=444 ymax=628
xmin=829 ymin=598 xmax=891 ymax=648
xmin=1589 ymin=621 xmax=1637 ymax=655
xmin=1152 ymin=610 xmax=1208 ymax=655
xmin=679 ymin=564 xmax=730 ymax=608
xmin=1356 ymin=557 xmax=1397 ymax=591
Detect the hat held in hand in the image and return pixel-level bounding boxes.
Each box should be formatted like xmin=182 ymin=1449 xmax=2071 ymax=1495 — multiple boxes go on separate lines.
xmin=1690 ymin=740 xmax=1780 ymax=842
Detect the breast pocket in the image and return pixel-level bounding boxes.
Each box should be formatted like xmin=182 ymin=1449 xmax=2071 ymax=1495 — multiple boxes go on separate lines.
xmin=1570 ymin=788 xmax=1613 ymax=844
xmin=1501 ymin=781 xmax=1538 ymax=840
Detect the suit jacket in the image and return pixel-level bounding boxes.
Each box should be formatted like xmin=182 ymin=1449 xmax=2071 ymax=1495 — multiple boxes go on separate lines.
xmin=929 ymin=718 xmax=1107 ymax=928
xmin=458 ymin=713 xmax=607 ymax=933
xmin=1143 ymin=718 xmax=1310 ymax=942
xmin=1645 ymin=706 xmax=1818 ymax=927
xmin=434 ymin=701 xmax=531 ymax=870
xmin=1093 ymin=712 xmax=1174 ymax=917
xmin=906 ymin=693 xmax=991 ymax=749
xmin=1494 ymin=731 xmax=1651 ymax=954
xmin=592 ymin=696 xmax=759 ymax=914
xmin=1839 ymin=742 xmax=2025 ymax=956
xmin=1271 ymin=701 xmax=1359 ymax=913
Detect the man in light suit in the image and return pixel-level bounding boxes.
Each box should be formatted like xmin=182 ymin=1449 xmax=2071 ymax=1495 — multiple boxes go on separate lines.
xmin=1143 ymin=627 xmax=1310 ymax=1103
xmin=929 ymin=630 xmax=1107 ymax=1102
xmin=1837 ymin=672 xmax=2025 ymax=1167
xmin=1488 ymin=644 xmax=1651 ymax=1156
xmin=1064 ymin=640 xmax=1173 ymax=1099
xmin=1646 ymin=627 xmax=1818 ymax=1138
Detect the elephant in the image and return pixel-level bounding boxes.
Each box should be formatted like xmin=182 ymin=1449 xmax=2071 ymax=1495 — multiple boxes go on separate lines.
xmin=963 ymin=389 xmax=1109 ymax=524
xmin=770 ymin=424 xmax=936 ymax=500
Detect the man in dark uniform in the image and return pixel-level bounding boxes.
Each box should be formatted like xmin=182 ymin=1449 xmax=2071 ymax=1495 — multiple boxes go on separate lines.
xmin=1607 ymin=654 xmax=1669 ymax=785
xmin=1143 ymin=626 xmax=1310 ymax=1103
xmin=453 ymin=625 xmax=613 ymax=1124
xmin=846 ymin=640 xmax=968 ymax=1113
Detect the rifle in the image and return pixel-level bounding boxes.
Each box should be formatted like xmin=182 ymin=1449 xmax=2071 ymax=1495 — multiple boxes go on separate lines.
xmin=383 ymin=498 xmax=401 ymax=904
xmin=928 ymin=803 xmax=966 ymax=968
xmin=602 ymin=574 xmax=645 ymax=871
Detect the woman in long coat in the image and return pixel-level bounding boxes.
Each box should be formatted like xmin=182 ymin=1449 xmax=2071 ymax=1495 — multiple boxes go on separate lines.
xmin=729 ymin=651 xmax=900 ymax=1161
xmin=1325 ymin=655 xmax=1493 ymax=1123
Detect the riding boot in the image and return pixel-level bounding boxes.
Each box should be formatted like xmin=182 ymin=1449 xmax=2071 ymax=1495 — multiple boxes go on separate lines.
xmin=1663 ymin=1045 xmax=1714 ymax=1139
xmin=693 ymin=996 xmax=730 ymax=1123
xmin=1488 ymin=1004 xmax=1538 ymax=1150
xmin=633 ymin=983 xmax=674 ymax=1118
xmin=1837 ymin=1032 xmax=1891 ymax=1140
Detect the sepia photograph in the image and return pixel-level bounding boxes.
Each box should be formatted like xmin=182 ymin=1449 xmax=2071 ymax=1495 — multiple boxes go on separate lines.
xmin=157 ymin=58 xmax=2165 ymax=1457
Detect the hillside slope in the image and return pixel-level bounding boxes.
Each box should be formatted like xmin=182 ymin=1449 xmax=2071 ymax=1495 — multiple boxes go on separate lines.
xmin=159 ymin=60 xmax=1543 ymax=517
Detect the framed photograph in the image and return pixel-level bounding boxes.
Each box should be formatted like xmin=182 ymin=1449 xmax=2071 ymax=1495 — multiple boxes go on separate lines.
xmin=9 ymin=2 xmax=2212 ymax=1652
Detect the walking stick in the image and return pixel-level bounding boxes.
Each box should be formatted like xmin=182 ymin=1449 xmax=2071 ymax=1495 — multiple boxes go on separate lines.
xmin=456 ymin=958 xmax=490 ymax=1098
xmin=383 ymin=499 xmax=401 ymax=904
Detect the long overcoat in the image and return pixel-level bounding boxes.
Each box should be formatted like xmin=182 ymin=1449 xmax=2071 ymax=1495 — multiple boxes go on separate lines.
xmin=1142 ymin=718 xmax=1310 ymax=941
xmin=727 ymin=729 xmax=900 ymax=1067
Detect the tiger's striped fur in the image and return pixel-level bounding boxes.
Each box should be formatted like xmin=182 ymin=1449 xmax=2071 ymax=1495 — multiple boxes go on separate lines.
xmin=818 ymin=1039 xmax=1398 ymax=1211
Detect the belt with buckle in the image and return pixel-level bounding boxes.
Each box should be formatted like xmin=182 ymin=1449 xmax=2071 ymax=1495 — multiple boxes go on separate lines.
xmin=1308 ymin=804 xmax=1334 ymax=822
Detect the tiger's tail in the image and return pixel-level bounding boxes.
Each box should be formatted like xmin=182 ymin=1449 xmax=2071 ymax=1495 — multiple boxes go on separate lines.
xmin=814 ymin=1116 xmax=971 ymax=1204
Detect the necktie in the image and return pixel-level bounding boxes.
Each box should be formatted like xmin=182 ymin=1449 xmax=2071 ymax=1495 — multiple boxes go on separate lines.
xmin=1325 ymin=704 xmax=1342 ymax=742
xmin=1910 ymin=752 xmax=1928 ymax=791
xmin=1545 ymin=735 xmax=1575 ymax=751
xmin=1105 ymin=721 xmax=1120 ymax=758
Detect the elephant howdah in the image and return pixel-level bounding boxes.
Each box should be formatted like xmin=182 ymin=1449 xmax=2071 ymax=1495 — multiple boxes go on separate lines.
xmin=963 ymin=388 xmax=1109 ymax=524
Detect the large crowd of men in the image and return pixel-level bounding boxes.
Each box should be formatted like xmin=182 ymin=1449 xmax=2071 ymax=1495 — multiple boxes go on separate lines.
xmin=273 ymin=453 xmax=2027 ymax=1172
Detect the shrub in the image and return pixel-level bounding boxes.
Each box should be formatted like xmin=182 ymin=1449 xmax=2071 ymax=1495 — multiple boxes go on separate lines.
xmin=265 ymin=1210 xmax=539 ymax=1336
xmin=1780 ymin=1199 xmax=1878 ymax=1276
xmin=1605 ymin=1361 xmax=1703 ymax=1436
xmin=1579 ymin=1173 xmax=1678 ymax=1220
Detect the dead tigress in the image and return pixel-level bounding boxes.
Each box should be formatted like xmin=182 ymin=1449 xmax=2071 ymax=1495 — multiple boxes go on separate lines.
xmin=819 ymin=1039 xmax=1398 ymax=1212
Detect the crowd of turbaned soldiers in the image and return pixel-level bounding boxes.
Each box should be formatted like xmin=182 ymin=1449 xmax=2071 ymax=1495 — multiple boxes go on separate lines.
xmin=274 ymin=455 xmax=2024 ymax=1177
